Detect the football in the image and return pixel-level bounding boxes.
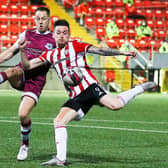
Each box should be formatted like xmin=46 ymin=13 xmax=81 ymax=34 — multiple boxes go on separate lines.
xmin=63 ymin=67 xmax=83 ymax=86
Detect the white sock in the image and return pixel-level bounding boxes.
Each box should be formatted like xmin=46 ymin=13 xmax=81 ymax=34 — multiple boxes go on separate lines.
xmin=0 ymin=72 xmax=7 ymax=84
xmin=55 ymin=126 xmax=68 ymax=161
xmin=117 ymin=85 xmax=144 ymax=106
xmin=0 ymin=74 xmax=4 ymax=84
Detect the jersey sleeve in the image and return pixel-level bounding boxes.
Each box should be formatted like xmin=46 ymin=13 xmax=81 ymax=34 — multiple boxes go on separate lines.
xmin=73 ymin=40 xmax=92 ymax=53
xmin=13 ymin=31 xmax=26 ymax=49
xmin=39 ymin=50 xmax=55 ymax=64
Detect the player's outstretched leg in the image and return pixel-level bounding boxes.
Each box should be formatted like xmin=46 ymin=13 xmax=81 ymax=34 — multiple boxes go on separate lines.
xmin=0 ymin=67 xmax=23 ymax=88
xmin=117 ymin=81 xmax=157 ymax=107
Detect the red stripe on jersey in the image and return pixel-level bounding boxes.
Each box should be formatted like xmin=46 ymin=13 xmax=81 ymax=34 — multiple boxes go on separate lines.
xmin=78 ymin=80 xmax=85 ymax=91
xmin=73 ymin=87 xmax=77 ymax=97
xmin=72 ymin=40 xmax=91 ymax=53
xmin=73 ymin=55 xmax=85 ymax=93
xmin=84 ymin=56 xmax=98 ymax=83
xmin=39 ymin=57 xmax=45 ymax=62
xmin=49 ymin=50 xmax=55 ymax=64
xmin=57 ymin=48 xmax=64 ymax=75
xmin=49 ymin=41 xmax=98 ymax=98
xmin=39 ymin=50 xmax=55 ymax=64
xmin=83 ymin=75 xmax=90 ymax=85
xmin=65 ymin=55 xmax=70 ymax=68
xmin=77 ymin=58 xmax=85 ymax=91
xmin=86 ymin=67 xmax=98 ymax=82
xmin=40 ymin=52 xmax=48 ymax=62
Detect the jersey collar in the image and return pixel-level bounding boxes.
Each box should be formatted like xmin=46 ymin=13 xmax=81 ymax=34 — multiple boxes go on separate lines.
xmin=36 ymin=30 xmax=50 ymax=34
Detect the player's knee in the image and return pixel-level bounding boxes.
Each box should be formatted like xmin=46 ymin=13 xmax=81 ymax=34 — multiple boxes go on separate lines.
xmin=5 ymin=67 xmax=22 ymax=77
xmin=18 ymin=110 xmax=28 ymax=120
xmin=12 ymin=67 xmax=22 ymax=76
xmin=113 ymin=105 xmax=123 ymax=111
xmin=18 ymin=113 xmax=26 ymax=120
xmin=109 ymin=101 xmax=124 ymax=111
xmin=5 ymin=68 xmax=15 ymax=77
xmin=53 ymin=119 xmax=66 ymax=128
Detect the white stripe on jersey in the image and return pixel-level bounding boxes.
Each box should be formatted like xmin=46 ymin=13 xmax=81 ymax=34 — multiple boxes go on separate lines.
xmin=60 ymin=48 xmax=67 ymax=75
xmin=68 ymin=42 xmax=80 ymax=97
xmin=52 ymin=49 xmax=62 ymax=79
xmin=67 ymin=42 xmax=97 ymax=97
xmin=46 ymin=51 xmax=53 ymax=62
xmin=44 ymin=41 xmax=98 ymax=98
xmin=69 ymin=42 xmax=76 ymax=67
xmin=76 ymin=53 xmax=96 ymax=89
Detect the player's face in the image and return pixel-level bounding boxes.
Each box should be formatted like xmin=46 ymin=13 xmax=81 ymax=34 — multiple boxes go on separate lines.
xmin=34 ymin=11 xmax=50 ymax=33
xmin=53 ymin=26 xmax=70 ymax=48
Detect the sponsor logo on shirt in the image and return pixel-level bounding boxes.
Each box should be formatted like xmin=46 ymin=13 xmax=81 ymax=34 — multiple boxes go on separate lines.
xmin=45 ymin=43 xmax=53 ymax=50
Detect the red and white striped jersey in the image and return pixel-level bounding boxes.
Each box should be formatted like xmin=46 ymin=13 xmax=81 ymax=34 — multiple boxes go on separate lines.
xmin=39 ymin=40 xmax=99 ymax=98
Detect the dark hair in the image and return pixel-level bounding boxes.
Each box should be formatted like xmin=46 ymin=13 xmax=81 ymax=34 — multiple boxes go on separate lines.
xmin=35 ymin=6 xmax=50 ymax=17
xmin=54 ymin=19 xmax=70 ymax=30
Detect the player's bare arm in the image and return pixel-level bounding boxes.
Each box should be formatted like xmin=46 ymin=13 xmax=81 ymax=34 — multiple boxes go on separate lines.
xmin=88 ymin=46 xmax=137 ymax=57
xmin=0 ymin=31 xmax=27 ymax=64
xmin=19 ymin=40 xmax=43 ymax=70
xmin=0 ymin=45 xmax=19 ymax=63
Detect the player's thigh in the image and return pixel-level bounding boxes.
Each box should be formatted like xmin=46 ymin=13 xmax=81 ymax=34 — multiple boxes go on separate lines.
xmin=18 ymin=96 xmax=36 ymax=118
xmin=54 ymin=107 xmax=78 ymax=125
xmin=6 ymin=67 xmax=23 ymax=89
xmin=99 ymin=93 xmax=123 ymax=110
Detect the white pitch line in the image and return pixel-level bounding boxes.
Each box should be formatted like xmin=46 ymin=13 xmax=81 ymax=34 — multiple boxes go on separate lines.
xmin=84 ymin=119 xmax=168 ymax=125
xmin=0 ymin=119 xmax=168 ymax=134
xmin=0 ymin=116 xmax=168 ymax=125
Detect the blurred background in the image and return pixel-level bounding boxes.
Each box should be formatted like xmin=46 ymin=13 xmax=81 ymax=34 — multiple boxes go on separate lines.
xmin=0 ymin=0 xmax=168 ymax=93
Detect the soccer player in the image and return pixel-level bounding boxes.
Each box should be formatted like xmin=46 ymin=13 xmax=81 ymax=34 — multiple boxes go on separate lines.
xmin=0 ymin=7 xmax=56 ymax=161
xmin=19 ymin=19 xmax=156 ymax=166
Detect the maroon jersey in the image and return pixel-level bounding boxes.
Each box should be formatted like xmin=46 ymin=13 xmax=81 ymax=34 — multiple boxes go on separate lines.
xmin=25 ymin=29 xmax=55 ymax=60
xmin=15 ymin=29 xmax=56 ymax=101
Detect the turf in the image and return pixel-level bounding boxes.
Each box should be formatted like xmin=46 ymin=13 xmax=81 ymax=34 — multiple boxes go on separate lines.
xmin=0 ymin=90 xmax=168 ymax=168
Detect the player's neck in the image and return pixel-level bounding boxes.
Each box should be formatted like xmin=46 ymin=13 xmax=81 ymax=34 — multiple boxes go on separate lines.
xmin=57 ymin=43 xmax=67 ymax=49
xmin=36 ymin=29 xmax=50 ymax=35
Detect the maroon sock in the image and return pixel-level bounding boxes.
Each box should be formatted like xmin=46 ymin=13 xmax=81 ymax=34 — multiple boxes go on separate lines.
xmin=20 ymin=120 xmax=32 ymax=146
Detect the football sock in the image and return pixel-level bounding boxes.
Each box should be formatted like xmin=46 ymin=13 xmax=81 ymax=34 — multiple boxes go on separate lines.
xmin=117 ymin=85 xmax=144 ymax=106
xmin=20 ymin=120 xmax=32 ymax=146
xmin=0 ymin=72 xmax=8 ymax=84
xmin=54 ymin=124 xmax=67 ymax=161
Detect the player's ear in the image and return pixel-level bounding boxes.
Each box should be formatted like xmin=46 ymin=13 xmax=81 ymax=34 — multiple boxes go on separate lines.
xmin=48 ymin=18 xmax=51 ymax=28
xmin=69 ymin=29 xmax=71 ymax=36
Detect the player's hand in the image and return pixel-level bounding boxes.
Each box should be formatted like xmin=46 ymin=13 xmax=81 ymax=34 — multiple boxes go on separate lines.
xmin=123 ymin=51 xmax=137 ymax=58
xmin=128 ymin=51 xmax=137 ymax=58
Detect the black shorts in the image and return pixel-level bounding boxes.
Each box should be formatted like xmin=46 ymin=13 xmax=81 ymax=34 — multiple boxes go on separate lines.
xmin=62 ymin=83 xmax=107 ymax=114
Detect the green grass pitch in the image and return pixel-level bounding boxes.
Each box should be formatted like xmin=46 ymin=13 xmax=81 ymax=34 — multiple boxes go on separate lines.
xmin=0 ymin=90 xmax=168 ymax=168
